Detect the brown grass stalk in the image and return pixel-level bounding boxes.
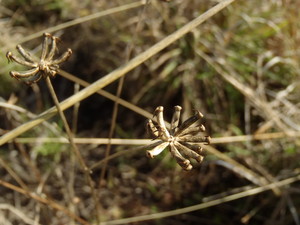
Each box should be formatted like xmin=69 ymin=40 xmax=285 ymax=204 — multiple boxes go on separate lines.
xmin=45 ymin=76 xmax=101 ymax=223
xmin=99 ymin=0 xmax=149 ymax=188
xmin=13 ymin=130 xmax=300 ymax=145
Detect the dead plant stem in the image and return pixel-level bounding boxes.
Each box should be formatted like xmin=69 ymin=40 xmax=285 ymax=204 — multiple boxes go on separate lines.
xmin=45 ymin=77 xmax=86 ymax=171
xmin=98 ymin=0 xmax=149 ymax=187
xmin=45 ymin=76 xmax=101 ymax=223
xmin=13 ymin=130 xmax=300 ymax=145
xmin=0 ymin=157 xmax=29 ymax=191
xmin=69 ymin=83 xmax=80 ymax=225
xmin=59 ymin=69 xmax=154 ymax=120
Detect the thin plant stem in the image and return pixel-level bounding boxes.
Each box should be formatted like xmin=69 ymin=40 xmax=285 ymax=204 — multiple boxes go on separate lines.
xmin=0 ymin=157 xmax=29 ymax=191
xmin=59 ymin=69 xmax=154 ymax=120
xmin=14 ymin=130 xmax=300 ymax=145
xmin=44 ymin=76 xmax=101 ymax=223
xmin=98 ymin=0 xmax=149 ymax=187
xmin=15 ymin=137 xmax=152 ymax=145
xmin=98 ymin=76 xmax=125 ymax=186
xmin=69 ymin=83 xmax=80 ymax=225
xmin=44 ymin=77 xmax=87 ymax=171
xmin=71 ymin=83 xmax=80 ymax=134
xmin=69 ymin=84 xmax=80 ymax=223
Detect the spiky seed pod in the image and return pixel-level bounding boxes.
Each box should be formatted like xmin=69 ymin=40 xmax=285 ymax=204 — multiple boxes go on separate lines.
xmin=6 ymin=33 xmax=72 ymax=85
xmin=144 ymin=106 xmax=210 ymax=170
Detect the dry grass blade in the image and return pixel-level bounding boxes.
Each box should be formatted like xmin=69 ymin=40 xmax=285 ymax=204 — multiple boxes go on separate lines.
xmin=0 ymin=0 xmax=237 ymax=146
xmin=100 ymin=174 xmax=300 ymax=225
xmin=211 ymin=131 xmax=300 ymax=143
xmin=14 ymin=137 xmax=152 ymax=145
xmin=13 ymin=130 xmax=300 ymax=145
xmin=59 ymin=70 xmax=153 ymax=119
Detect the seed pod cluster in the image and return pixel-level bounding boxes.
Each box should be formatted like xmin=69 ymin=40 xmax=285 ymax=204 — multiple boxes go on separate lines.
xmin=146 ymin=106 xmax=210 ymax=170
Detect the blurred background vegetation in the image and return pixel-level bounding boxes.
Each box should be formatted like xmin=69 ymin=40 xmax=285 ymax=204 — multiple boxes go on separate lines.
xmin=0 ymin=0 xmax=300 ymax=224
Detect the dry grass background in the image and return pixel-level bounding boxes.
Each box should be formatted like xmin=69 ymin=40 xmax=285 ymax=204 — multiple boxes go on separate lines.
xmin=0 ymin=0 xmax=300 ymax=224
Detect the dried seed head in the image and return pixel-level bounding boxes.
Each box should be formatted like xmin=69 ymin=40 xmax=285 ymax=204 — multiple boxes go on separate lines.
xmin=145 ymin=106 xmax=210 ymax=170
xmin=6 ymin=33 xmax=72 ymax=85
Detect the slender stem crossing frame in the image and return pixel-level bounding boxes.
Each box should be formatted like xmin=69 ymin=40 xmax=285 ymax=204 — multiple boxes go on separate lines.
xmin=45 ymin=77 xmax=101 ymax=223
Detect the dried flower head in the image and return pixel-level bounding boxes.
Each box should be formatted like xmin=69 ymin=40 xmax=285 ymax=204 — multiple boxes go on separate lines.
xmin=6 ymin=33 xmax=72 ymax=85
xmin=145 ymin=106 xmax=211 ymax=170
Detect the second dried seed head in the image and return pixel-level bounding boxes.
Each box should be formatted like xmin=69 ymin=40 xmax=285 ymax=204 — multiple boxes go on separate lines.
xmin=146 ymin=106 xmax=210 ymax=170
